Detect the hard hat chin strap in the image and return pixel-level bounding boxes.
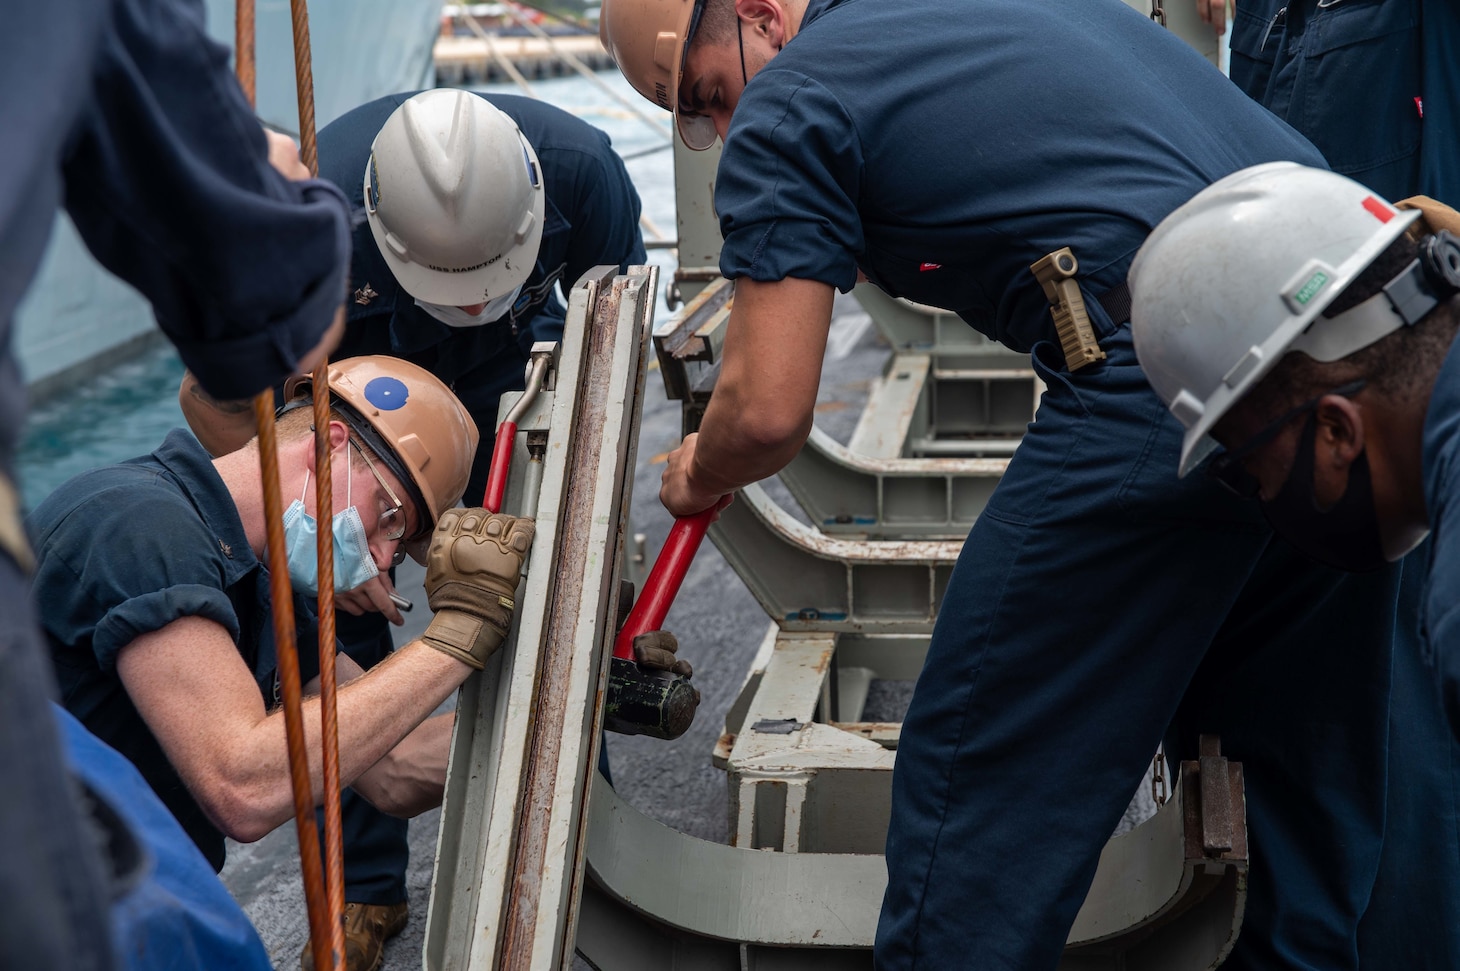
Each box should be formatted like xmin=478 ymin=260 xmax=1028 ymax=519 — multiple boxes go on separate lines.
xmin=736 ymin=16 xmax=748 ymax=87
xmin=1294 ymin=231 xmax=1460 ymax=363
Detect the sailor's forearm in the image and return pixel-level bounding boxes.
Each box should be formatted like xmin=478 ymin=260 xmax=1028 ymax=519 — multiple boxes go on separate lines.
xmin=222 ymin=644 xmax=468 ymax=841
xmin=353 ymin=712 xmax=455 ymax=817
xmin=690 ymin=275 xmax=832 ymax=492
xmin=692 ymin=389 xmax=813 ymax=493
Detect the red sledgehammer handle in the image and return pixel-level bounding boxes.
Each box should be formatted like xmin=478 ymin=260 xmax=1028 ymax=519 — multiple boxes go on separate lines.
xmin=612 ymin=498 xmax=728 ymax=660
xmin=480 ymin=352 xmax=552 ymax=514
xmin=482 ymin=421 xmax=517 ymax=513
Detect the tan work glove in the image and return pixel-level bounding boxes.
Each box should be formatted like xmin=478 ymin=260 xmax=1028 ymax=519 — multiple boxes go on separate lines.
xmin=1398 ymin=195 xmax=1460 ymax=237
xmin=632 ymin=630 xmax=694 ymax=679
xmin=421 ymin=509 xmax=535 ymax=669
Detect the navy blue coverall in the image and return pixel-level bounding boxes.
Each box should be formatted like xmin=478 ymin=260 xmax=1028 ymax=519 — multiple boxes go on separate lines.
xmin=1229 ymin=0 xmax=1460 ymax=205
xmin=320 ymin=92 xmax=647 ymax=505
xmin=1223 ymin=6 xmax=1460 ymax=957
xmin=33 ymin=430 xmax=329 ymax=873
xmin=1423 ymin=337 xmax=1460 ymax=741
xmin=710 ymin=0 xmax=1460 ymax=967
xmin=1 ymin=0 xmax=348 ymax=963
xmin=314 ymin=91 xmax=645 ymax=907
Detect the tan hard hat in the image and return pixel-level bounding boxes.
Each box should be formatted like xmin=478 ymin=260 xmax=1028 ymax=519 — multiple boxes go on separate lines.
xmin=285 ymin=356 xmax=480 ymax=562
xmin=599 ymin=0 xmax=718 ymax=150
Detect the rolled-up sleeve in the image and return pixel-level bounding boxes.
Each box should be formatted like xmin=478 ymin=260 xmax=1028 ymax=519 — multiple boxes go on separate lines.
xmin=715 ymin=71 xmax=864 ymax=292
xmin=59 ymin=0 xmax=350 ymax=400
xmin=31 ymin=483 xmax=241 ymax=673
xmin=93 ymin=585 xmax=240 ymax=672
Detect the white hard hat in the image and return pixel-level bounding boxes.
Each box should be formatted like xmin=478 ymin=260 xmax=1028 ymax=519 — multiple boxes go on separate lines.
xmin=1129 ymin=162 xmax=1421 ymax=476
xmin=364 ymin=90 xmax=545 ymax=307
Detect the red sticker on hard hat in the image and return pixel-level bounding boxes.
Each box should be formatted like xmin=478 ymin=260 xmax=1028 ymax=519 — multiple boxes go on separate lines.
xmin=1362 ymin=196 xmax=1394 ymax=223
xmin=919 ymin=262 xmax=942 ymax=272
xmin=364 ymin=376 xmax=409 ymax=410
xmin=1415 ymin=96 xmax=1424 ymax=119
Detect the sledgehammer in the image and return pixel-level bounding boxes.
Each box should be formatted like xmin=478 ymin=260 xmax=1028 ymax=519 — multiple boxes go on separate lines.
xmin=479 ymin=349 xmax=712 ymax=739
xmin=605 ymin=499 xmax=727 ymax=740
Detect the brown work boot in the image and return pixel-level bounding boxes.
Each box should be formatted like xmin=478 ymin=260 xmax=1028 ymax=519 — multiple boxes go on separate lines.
xmin=299 ymin=901 xmax=409 ymax=971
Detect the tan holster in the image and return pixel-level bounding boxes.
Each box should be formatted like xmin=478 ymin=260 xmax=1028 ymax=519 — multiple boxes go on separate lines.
xmin=1031 ymin=247 xmax=1106 ymax=372
xmin=0 ymin=473 xmax=34 ymax=574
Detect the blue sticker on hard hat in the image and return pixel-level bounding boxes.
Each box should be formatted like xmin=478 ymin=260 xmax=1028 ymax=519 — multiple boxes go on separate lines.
xmin=364 ymin=376 xmax=409 ymax=410
xmin=522 ymin=145 xmax=540 ymax=188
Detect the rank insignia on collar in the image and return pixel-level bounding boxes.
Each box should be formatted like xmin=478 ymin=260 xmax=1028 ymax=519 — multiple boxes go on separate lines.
xmin=354 ymin=283 xmax=379 ymax=305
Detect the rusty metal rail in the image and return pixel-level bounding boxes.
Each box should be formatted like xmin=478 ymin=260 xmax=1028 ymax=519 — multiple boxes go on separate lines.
xmin=426 ymin=266 xmax=655 ymax=969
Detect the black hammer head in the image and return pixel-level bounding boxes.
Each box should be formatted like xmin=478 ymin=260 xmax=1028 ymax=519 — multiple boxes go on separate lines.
xmin=604 ymin=656 xmax=699 ymax=740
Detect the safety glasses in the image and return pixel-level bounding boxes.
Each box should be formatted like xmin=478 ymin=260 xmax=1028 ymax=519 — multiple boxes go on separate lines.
xmin=1205 ymin=379 xmax=1366 ymax=498
xmin=349 ymin=438 xmax=409 ymax=548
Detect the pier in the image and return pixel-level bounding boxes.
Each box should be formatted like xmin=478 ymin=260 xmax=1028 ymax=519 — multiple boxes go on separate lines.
xmin=434 ymin=33 xmax=615 ymax=85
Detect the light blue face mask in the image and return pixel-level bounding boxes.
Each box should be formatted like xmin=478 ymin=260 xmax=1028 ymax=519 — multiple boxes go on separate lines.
xmin=414 ymin=281 xmax=523 ymax=328
xmin=281 ymin=450 xmax=380 ymax=596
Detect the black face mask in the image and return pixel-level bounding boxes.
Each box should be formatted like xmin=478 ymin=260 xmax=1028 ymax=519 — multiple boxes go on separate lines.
xmin=1260 ymin=412 xmax=1385 ymax=573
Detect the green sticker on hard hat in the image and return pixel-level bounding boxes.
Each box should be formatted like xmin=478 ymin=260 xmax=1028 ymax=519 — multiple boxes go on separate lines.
xmin=1292 ymin=270 xmax=1329 ymax=306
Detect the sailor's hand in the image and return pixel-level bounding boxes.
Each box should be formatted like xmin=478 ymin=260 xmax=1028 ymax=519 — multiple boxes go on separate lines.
xmin=264 ymin=128 xmax=311 ymax=181
xmin=632 ymin=629 xmax=693 ymax=679
xmin=420 ymin=509 xmax=535 ymax=669
xmin=337 ymin=573 xmax=406 ymax=626
xmin=1194 ymin=0 xmax=1231 ymax=34
xmin=660 ymin=434 xmax=725 ymax=518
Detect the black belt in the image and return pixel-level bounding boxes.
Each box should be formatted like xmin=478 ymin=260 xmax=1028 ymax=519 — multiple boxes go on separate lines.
xmin=1096 ymin=281 xmax=1132 ymax=328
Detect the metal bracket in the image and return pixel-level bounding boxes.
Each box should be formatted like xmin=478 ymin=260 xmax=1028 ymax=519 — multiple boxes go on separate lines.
xmin=428 ymin=267 xmax=1248 ymax=970
xmin=652 ymin=276 xmax=733 ymax=415
xmin=1185 ymin=735 xmax=1245 ymax=861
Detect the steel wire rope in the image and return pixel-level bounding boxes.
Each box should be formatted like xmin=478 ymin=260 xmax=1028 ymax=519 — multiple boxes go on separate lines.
xmin=234 ymin=0 xmax=345 ymax=964
xmin=288 ymin=0 xmax=347 ymax=961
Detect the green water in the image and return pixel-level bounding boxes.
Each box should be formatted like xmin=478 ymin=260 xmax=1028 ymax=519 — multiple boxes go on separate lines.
xmin=17 ymin=341 xmax=187 ymax=510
